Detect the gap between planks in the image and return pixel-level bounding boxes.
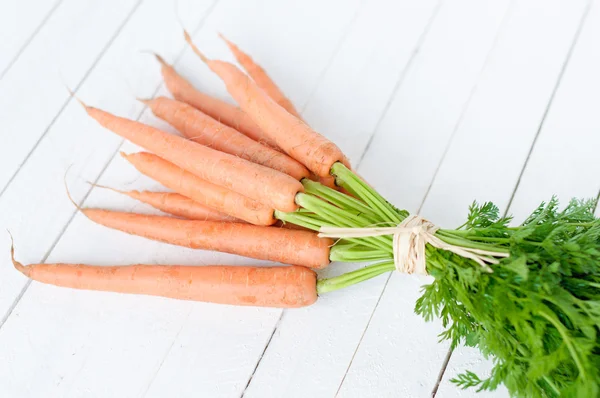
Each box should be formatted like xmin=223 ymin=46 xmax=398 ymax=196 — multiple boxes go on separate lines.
xmin=0 ymin=0 xmax=64 ymax=82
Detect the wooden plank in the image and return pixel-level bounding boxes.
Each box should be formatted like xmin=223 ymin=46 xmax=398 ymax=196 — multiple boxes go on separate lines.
xmin=0 ymin=1 xmax=365 ymax=397
xmin=0 ymin=0 xmax=62 ymax=79
xmin=0 ymin=0 xmax=141 ymax=193
xmin=435 ymin=1 xmax=598 ymax=396
xmin=244 ymin=1 xmax=511 ymax=397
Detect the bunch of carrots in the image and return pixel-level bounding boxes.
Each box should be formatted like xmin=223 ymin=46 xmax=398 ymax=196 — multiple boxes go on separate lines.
xmin=12 ymin=31 xmax=600 ymax=396
xmin=13 ymin=32 xmax=350 ymax=308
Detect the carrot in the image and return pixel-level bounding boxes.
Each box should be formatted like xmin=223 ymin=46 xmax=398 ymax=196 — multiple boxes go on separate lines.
xmin=82 ymin=209 xmax=333 ymax=269
xmin=122 ymin=152 xmax=275 ymax=225
xmin=142 ymin=96 xmax=310 ymax=180
xmin=213 ymin=40 xmax=341 ymax=190
xmin=184 ymin=32 xmax=350 ymax=178
xmin=11 ymin=245 xmax=317 ymax=308
xmin=154 ymin=54 xmax=280 ymax=149
xmin=82 ymin=102 xmax=302 ymax=212
xmin=219 ymin=34 xmax=302 ymax=119
xmin=93 ymin=184 xmax=241 ymax=222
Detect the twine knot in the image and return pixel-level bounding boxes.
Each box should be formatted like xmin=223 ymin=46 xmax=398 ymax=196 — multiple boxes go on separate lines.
xmin=318 ymin=215 xmax=508 ymax=274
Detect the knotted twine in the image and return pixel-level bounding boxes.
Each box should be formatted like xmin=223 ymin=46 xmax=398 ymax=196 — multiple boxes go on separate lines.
xmin=318 ymin=215 xmax=509 ymax=275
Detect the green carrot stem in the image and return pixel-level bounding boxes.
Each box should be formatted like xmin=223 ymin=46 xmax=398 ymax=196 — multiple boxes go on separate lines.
xmin=317 ymin=261 xmax=395 ymax=294
xmin=274 ymin=210 xmax=322 ymax=231
xmin=302 ymin=179 xmax=378 ymax=219
xmin=330 ymin=163 xmax=405 ymax=223
xmin=435 ymin=233 xmax=510 ymax=254
xmin=329 ymin=243 xmax=391 ymax=262
xmin=296 ymin=193 xmax=393 ymax=253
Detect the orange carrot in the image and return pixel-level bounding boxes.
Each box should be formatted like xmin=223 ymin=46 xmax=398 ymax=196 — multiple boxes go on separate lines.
xmin=82 ymin=103 xmax=302 ymax=212
xmin=219 ymin=34 xmax=302 ymax=119
xmin=184 ymin=32 xmax=350 ymax=178
xmin=154 ymin=54 xmax=280 ymax=149
xmin=11 ymin=245 xmax=317 ymax=308
xmin=82 ymin=209 xmax=333 ymax=269
xmin=122 ymin=152 xmax=275 ymax=225
xmin=214 ymin=41 xmax=340 ymax=191
xmin=94 ymin=184 xmax=241 ymax=222
xmin=142 ymin=96 xmax=310 ymax=180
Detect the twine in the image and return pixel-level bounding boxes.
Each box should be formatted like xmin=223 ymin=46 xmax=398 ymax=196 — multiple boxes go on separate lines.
xmin=318 ymin=215 xmax=509 ymax=274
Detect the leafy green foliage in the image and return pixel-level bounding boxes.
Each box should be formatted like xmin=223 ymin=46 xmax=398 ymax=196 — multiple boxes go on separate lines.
xmin=282 ymin=168 xmax=600 ymax=397
xmin=416 ymin=198 xmax=600 ymax=397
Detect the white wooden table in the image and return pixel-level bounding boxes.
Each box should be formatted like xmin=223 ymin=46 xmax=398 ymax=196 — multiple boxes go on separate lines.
xmin=0 ymin=0 xmax=599 ymax=397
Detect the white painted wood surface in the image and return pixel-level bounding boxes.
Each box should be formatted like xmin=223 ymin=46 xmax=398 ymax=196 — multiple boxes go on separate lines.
xmin=0 ymin=1 xmax=598 ymax=397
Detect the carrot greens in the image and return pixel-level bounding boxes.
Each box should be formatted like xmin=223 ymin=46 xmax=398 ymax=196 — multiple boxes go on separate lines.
xmin=276 ymin=163 xmax=600 ymax=398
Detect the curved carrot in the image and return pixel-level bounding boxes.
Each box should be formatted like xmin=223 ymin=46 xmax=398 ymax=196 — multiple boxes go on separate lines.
xmin=11 ymin=246 xmax=317 ymax=308
xmin=184 ymin=33 xmax=350 ymax=178
xmin=122 ymin=152 xmax=275 ymax=225
xmin=143 ymin=97 xmax=310 ymax=180
xmin=154 ymin=54 xmax=279 ymax=149
xmin=82 ymin=209 xmax=333 ymax=269
xmin=83 ymin=103 xmax=302 ymax=212
xmin=93 ymin=184 xmax=241 ymax=222
xmin=219 ymin=34 xmax=301 ymax=119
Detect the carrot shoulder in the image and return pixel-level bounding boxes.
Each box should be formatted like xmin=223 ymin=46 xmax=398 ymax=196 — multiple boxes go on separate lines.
xmin=185 ymin=42 xmax=349 ymax=177
xmin=83 ymin=104 xmax=302 ymax=212
xmin=122 ymin=152 xmax=275 ymax=225
xmin=12 ymin=250 xmax=316 ymax=308
xmin=155 ymin=54 xmax=279 ymax=149
xmin=143 ymin=97 xmax=309 ymax=180
xmin=82 ymin=209 xmax=333 ymax=269
xmin=219 ymin=34 xmax=302 ymax=119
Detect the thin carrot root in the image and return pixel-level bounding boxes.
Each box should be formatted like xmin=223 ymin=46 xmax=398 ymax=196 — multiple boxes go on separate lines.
xmin=153 ymin=52 xmax=169 ymax=67
xmin=63 ymin=84 xmax=87 ymax=109
xmin=183 ymin=30 xmax=209 ymax=63
xmin=63 ymin=166 xmax=84 ymax=212
xmin=8 ymin=232 xmax=28 ymax=275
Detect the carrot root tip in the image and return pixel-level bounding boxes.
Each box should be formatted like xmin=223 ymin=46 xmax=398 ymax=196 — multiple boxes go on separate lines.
xmin=152 ymin=53 xmax=168 ymax=66
xmin=183 ymin=30 xmax=209 ymax=63
xmin=136 ymin=97 xmax=152 ymax=106
xmin=87 ymin=181 xmax=125 ymax=196
xmin=63 ymin=167 xmax=83 ymax=212
xmin=8 ymin=232 xmax=28 ymax=276
xmin=217 ymin=32 xmax=229 ymax=44
xmin=62 ymin=84 xmax=88 ymax=109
